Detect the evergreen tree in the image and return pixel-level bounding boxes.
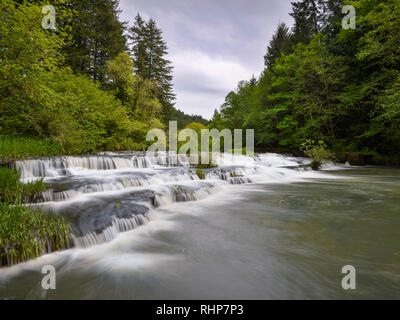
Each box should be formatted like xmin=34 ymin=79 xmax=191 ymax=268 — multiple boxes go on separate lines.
xmin=319 ymin=0 xmax=345 ymax=40
xmin=128 ymin=15 xmax=175 ymax=124
xmin=128 ymin=14 xmax=147 ymax=78
xmin=264 ymin=23 xmax=292 ymax=69
xmin=290 ymin=0 xmax=322 ymax=45
xmin=63 ymin=0 xmax=127 ymax=84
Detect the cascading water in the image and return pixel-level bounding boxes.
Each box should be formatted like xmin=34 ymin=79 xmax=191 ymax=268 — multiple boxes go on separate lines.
xmin=3 ymin=153 xmax=399 ymax=300
xmin=11 ymin=152 xmax=312 ymax=260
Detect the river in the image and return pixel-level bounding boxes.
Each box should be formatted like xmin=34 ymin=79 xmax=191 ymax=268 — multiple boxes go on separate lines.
xmin=0 ymin=153 xmax=399 ymax=299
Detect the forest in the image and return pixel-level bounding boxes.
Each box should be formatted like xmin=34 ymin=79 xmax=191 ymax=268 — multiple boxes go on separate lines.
xmin=210 ymin=0 xmax=400 ymax=164
xmin=0 ymin=0 xmax=207 ymax=158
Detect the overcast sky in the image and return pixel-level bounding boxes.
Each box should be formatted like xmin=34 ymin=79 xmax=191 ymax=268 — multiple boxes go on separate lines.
xmin=119 ymin=0 xmax=294 ymax=119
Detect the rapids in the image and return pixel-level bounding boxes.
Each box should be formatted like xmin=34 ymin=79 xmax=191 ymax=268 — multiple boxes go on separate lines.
xmin=1 ymin=153 xmax=398 ymax=299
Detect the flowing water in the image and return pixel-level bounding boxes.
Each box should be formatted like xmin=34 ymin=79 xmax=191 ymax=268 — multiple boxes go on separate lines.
xmin=0 ymin=153 xmax=399 ymax=299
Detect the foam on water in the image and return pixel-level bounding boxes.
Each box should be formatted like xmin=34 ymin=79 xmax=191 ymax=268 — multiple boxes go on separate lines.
xmin=8 ymin=152 xmax=345 ymax=258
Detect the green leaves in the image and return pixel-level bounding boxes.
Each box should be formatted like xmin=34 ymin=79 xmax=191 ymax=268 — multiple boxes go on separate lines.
xmin=0 ymin=167 xmax=47 ymax=203
xmin=0 ymin=202 xmax=70 ymax=267
xmin=0 ymin=167 xmax=70 ymax=267
xmin=300 ymin=139 xmax=334 ymax=169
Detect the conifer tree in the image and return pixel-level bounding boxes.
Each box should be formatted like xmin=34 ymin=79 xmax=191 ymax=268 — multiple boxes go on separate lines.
xmin=128 ymin=14 xmax=147 ymax=78
xmin=128 ymin=15 xmax=175 ymax=124
xmin=63 ymin=0 xmax=127 ymax=84
xmin=290 ymin=0 xmax=322 ymax=45
xmin=264 ymin=23 xmax=292 ymax=69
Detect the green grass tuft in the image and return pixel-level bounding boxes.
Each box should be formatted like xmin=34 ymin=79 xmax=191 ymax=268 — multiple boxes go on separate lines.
xmin=0 ymin=203 xmax=70 ymax=267
xmin=0 ymin=166 xmax=70 ymax=267
xmin=0 ymin=167 xmax=47 ymax=203
xmin=0 ymin=135 xmax=64 ymax=161
xmin=196 ymin=169 xmax=206 ymax=180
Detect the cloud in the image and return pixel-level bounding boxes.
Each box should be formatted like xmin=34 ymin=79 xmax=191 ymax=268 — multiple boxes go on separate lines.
xmin=119 ymin=0 xmax=294 ymax=119
xmin=171 ymin=51 xmax=253 ymax=118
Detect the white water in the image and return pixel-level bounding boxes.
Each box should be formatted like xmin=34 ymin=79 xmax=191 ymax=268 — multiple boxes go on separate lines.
xmin=2 ymin=154 xmax=399 ymax=300
xmin=12 ymin=152 xmax=338 ymax=249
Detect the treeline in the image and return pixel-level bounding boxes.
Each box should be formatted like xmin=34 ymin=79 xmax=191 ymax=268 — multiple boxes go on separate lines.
xmin=0 ymin=0 xmax=206 ymax=155
xmin=210 ymin=0 xmax=400 ymax=161
xmin=174 ymin=109 xmax=209 ymax=129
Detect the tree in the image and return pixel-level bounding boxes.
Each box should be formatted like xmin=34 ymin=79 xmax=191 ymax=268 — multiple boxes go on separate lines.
xmin=319 ymin=0 xmax=345 ymax=41
xmin=128 ymin=15 xmax=175 ymax=124
xmin=128 ymin=14 xmax=147 ymax=78
xmin=106 ymin=52 xmax=136 ymax=105
xmin=290 ymin=0 xmax=322 ymax=45
xmin=173 ymin=109 xmax=209 ymax=129
xmin=63 ymin=0 xmax=127 ymax=84
xmin=0 ymin=0 xmax=68 ymax=136
xmin=264 ymin=23 xmax=292 ymax=69
xmin=106 ymin=53 xmax=163 ymax=129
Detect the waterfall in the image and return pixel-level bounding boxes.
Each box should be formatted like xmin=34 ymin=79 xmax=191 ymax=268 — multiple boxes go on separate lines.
xmin=14 ymin=152 xmax=192 ymax=181
xmin=9 ymin=152 xmax=312 ymax=257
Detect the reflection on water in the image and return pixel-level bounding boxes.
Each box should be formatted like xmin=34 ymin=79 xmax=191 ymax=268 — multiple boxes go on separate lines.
xmin=0 ymin=160 xmax=399 ymax=299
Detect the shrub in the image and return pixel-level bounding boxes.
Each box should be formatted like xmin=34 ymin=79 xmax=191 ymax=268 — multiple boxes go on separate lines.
xmin=300 ymin=140 xmax=334 ymax=170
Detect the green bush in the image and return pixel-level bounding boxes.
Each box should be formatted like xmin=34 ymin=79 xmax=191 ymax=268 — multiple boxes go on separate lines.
xmin=300 ymin=140 xmax=334 ymax=170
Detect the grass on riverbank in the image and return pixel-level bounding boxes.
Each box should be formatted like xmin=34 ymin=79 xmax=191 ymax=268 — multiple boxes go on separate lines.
xmin=0 ymin=168 xmax=47 ymax=203
xmin=0 ymin=135 xmax=64 ymax=161
xmin=0 ymin=203 xmax=70 ymax=267
xmin=0 ymin=166 xmax=71 ymax=267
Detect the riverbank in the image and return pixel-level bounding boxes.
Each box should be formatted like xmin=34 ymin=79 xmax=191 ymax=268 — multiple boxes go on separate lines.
xmin=254 ymin=147 xmax=400 ymax=167
xmin=0 ymin=136 xmax=72 ymax=267
xmin=0 ymin=152 xmax=310 ymax=268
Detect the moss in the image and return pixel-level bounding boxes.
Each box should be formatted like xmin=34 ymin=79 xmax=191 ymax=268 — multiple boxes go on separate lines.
xmin=196 ymin=169 xmax=206 ymax=180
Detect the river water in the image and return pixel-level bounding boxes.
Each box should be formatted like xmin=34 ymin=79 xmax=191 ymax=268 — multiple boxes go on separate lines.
xmin=0 ymin=153 xmax=399 ymax=299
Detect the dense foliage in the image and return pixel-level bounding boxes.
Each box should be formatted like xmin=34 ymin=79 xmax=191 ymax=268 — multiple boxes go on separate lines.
xmin=0 ymin=0 xmax=207 ymax=156
xmin=210 ymin=0 xmax=400 ymax=162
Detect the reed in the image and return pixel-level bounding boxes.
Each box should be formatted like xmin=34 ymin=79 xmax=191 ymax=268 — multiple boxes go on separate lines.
xmin=0 ymin=166 xmax=71 ymax=267
xmin=0 ymin=203 xmax=71 ymax=267
xmin=0 ymin=168 xmax=46 ymax=203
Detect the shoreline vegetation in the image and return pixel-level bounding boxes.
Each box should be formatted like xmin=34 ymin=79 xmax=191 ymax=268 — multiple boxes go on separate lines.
xmin=0 ymin=165 xmax=70 ymax=268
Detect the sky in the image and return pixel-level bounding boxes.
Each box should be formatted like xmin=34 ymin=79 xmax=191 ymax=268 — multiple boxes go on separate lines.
xmin=119 ymin=0 xmax=294 ymax=119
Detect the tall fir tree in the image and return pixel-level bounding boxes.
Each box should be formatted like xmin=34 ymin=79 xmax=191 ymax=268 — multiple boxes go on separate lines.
xmin=290 ymin=0 xmax=322 ymax=45
xmin=128 ymin=14 xmax=147 ymax=78
xmin=63 ymin=0 xmax=127 ymax=84
xmin=128 ymin=14 xmax=175 ymax=124
xmin=264 ymin=23 xmax=292 ymax=69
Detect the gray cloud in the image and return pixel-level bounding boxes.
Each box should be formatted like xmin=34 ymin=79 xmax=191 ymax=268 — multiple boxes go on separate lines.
xmin=119 ymin=0 xmax=293 ymax=119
